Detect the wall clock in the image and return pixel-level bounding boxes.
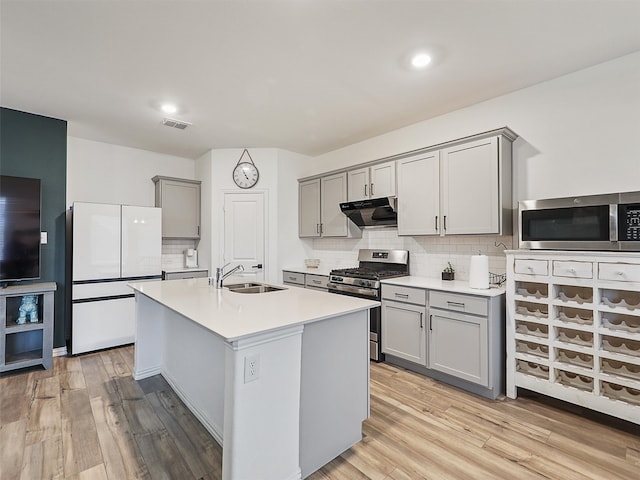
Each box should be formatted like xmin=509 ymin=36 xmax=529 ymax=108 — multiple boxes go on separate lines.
xmin=232 ymin=149 xmax=259 ymax=189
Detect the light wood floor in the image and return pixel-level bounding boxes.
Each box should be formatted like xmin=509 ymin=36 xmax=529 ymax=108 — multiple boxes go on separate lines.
xmin=0 ymin=346 xmax=638 ymax=479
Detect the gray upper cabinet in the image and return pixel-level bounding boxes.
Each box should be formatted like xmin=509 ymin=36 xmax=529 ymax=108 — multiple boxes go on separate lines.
xmin=298 ymin=173 xmax=361 ymax=238
xmin=152 ymin=176 xmax=201 ymax=239
xmin=347 ymin=160 xmax=396 ymax=201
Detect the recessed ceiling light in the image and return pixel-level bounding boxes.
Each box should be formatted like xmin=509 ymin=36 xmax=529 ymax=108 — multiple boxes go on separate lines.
xmin=411 ymin=53 xmax=432 ymax=69
xmin=161 ymin=103 xmax=178 ymax=114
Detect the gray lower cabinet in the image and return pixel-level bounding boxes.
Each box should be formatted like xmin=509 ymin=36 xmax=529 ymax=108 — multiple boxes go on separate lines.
xmin=162 ymin=269 xmax=209 ymax=280
xmin=381 ymin=285 xmax=427 ymax=365
xmin=282 ymin=270 xmax=329 ymax=292
xmin=283 ymin=270 xmax=305 ymax=287
xmin=0 ymin=282 xmax=56 ymax=372
xmin=429 ymin=291 xmax=489 ymax=387
xmin=382 ymin=283 xmax=504 ymax=399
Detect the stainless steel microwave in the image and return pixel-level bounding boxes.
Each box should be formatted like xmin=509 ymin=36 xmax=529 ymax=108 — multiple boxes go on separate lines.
xmin=518 ymin=191 xmax=640 ymax=251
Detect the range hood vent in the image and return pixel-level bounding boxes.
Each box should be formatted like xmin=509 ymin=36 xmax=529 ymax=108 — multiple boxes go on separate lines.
xmin=339 ymin=197 xmax=398 ymax=229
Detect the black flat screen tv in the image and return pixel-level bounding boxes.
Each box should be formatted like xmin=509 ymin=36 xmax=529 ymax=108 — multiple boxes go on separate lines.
xmin=0 ymin=175 xmax=41 ymax=283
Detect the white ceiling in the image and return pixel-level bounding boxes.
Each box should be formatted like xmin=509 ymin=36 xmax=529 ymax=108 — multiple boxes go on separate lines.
xmin=2 ymin=1 xmax=640 ymax=159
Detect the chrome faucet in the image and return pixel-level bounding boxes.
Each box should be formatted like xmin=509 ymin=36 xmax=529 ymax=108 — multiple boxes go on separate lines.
xmin=215 ymin=263 xmax=244 ymax=288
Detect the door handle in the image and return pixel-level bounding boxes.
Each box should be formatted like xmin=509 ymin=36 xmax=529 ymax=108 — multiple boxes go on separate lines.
xmin=252 ymin=264 xmax=263 ymax=269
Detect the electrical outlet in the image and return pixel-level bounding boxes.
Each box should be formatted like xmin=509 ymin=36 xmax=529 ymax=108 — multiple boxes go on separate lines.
xmin=244 ymin=354 xmax=260 ymax=383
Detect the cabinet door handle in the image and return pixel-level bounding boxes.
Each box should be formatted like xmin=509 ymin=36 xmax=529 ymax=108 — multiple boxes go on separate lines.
xmin=444 ymin=215 xmax=447 ymax=231
xmin=420 ymin=312 xmax=423 ymax=329
xmin=364 ymin=184 xmax=368 ymax=197
xmin=435 ymin=215 xmax=438 ymax=231
xmin=370 ymin=183 xmax=374 ymax=196
xmin=429 ymin=314 xmax=433 ymax=331
xmin=316 ymin=223 xmax=320 ymax=234
xmin=319 ymin=223 xmax=323 ymax=234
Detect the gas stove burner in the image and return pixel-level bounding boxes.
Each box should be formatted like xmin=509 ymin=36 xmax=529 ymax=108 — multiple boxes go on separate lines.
xmin=329 ymin=267 xmax=408 ymax=280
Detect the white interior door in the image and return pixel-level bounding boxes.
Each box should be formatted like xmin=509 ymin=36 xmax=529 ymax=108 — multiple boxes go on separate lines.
xmin=223 ymin=193 xmax=265 ymax=281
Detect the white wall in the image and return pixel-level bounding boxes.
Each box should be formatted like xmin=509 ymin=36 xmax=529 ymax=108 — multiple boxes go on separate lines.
xmin=67 ymin=137 xmax=196 ymax=206
xmin=308 ymin=51 xmax=640 ymax=202
xmin=298 ymin=51 xmax=640 ymax=279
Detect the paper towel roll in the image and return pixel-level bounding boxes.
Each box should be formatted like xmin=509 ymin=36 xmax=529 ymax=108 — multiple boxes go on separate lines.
xmin=469 ymin=255 xmax=489 ymax=289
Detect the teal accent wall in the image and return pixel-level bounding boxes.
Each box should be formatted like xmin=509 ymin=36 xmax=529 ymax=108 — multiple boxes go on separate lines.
xmin=0 ymin=107 xmax=67 ymax=349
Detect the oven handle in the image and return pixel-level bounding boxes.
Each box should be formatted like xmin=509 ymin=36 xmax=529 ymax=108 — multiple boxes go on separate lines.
xmin=327 ymin=282 xmax=378 ymax=298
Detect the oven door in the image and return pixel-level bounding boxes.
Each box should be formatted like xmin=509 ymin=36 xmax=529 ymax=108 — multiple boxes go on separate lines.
xmin=519 ymin=195 xmax=617 ymax=250
xmin=327 ymin=285 xmax=383 ymax=362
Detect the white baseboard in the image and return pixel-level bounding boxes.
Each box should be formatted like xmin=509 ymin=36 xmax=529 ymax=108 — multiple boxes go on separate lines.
xmin=53 ymin=346 xmax=68 ymax=357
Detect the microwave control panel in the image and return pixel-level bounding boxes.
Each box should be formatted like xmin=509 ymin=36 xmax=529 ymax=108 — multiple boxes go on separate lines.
xmin=619 ymin=203 xmax=640 ymax=241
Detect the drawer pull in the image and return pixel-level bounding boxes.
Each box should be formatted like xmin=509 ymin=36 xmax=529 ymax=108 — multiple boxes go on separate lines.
xmin=617 ymin=271 xmax=625 ymax=276
xmin=312 ymin=280 xmax=321 ymax=284
xmin=447 ymin=301 xmax=465 ymax=308
xmin=395 ymin=293 xmax=409 ymax=298
xmin=569 ymin=268 xmax=576 ymax=274
xmin=288 ymin=276 xmax=296 ymax=281
xmin=527 ymin=266 xmax=534 ymax=271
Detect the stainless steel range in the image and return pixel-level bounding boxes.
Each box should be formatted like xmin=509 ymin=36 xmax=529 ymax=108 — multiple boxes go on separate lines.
xmin=328 ymin=249 xmax=409 ymax=362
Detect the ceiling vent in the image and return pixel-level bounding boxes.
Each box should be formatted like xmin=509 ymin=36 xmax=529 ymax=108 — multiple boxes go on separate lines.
xmin=162 ymin=117 xmax=191 ymax=130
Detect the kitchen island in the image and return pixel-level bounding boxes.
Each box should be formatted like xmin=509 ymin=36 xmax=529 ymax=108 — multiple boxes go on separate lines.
xmin=129 ymin=277 xmax=378 ymax=480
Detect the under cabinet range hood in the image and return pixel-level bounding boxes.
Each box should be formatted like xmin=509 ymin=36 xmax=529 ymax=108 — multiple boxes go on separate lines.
xmin=339 ymin=197 xmax=397 ymax=228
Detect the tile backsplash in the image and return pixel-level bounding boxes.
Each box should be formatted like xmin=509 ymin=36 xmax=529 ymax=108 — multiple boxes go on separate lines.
xmin=308 ymin=229 xmax=513 ymax=280
xmin=162 ymin=239 xmax=198 ymax=270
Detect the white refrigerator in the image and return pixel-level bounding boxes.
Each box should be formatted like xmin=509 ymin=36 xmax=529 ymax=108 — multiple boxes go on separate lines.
xmin=71 ymin=202 xmax=161 ymax=354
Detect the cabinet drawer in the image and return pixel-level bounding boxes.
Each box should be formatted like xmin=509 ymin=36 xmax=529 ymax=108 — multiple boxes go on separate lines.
xmin=553 ymin=261 xmax=593 ymax=279
xmin=599 ymin=263 xmax=640 ymax=283
xmin=430 ymin=291 xmax=488 ymax=316
xmin=382 ymin=284 xmax=426 ymax=305
xmin=282 ymin=271 xmax=305 ymax=285
xmin=305 ymin=274 xmax=329 ymax=289
xmin=515 ymin=259 xmax=548 ymax=276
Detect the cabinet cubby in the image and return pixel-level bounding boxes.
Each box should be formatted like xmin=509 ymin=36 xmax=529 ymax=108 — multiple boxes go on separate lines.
xmin=556 ymin=327 xmax=593 ymax=347
xmin=555 ymin=284 xmax=593 ymax=305
xmin=556 ymin=348 xmax=593 ymax=369
xmin=0 ymin=283 xmax=55 ymax=373
xmin=601 ymin=289 xmax=640 ymax=310
xmin=516 ymin=340 xmax=548 ymax=358
xmin=555 ymin=306 xmax=593 ymax=326
xmin=516 ymin=359 xmax=548 ymax=379
xmin=515 ymin=320 xmax=548 ymax=338
xmin=515 ymin=300 xmax=548 ymax=320
xmin=507 ymin=251 xmax=640 ymax=425
xmin=601 ymin=312 xmax=640 ymax=333
xmin=601 ymin=358 xmax=640 ymax=381
xmin=556 ymin=369 xmax=594 ymax=392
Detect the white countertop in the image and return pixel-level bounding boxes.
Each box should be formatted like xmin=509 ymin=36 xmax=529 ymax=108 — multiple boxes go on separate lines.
xmin=381 ymin=276 xmax=505 ymax=297
xmin=129 ymin=276 xmax=378 ymax=342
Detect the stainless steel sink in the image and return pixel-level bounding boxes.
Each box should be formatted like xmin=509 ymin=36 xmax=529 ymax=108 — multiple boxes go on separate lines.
xmin=225 ymin=283 xmax=287 ymax=294
xmin=224 ymin=282 xmax=264 ymax=289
